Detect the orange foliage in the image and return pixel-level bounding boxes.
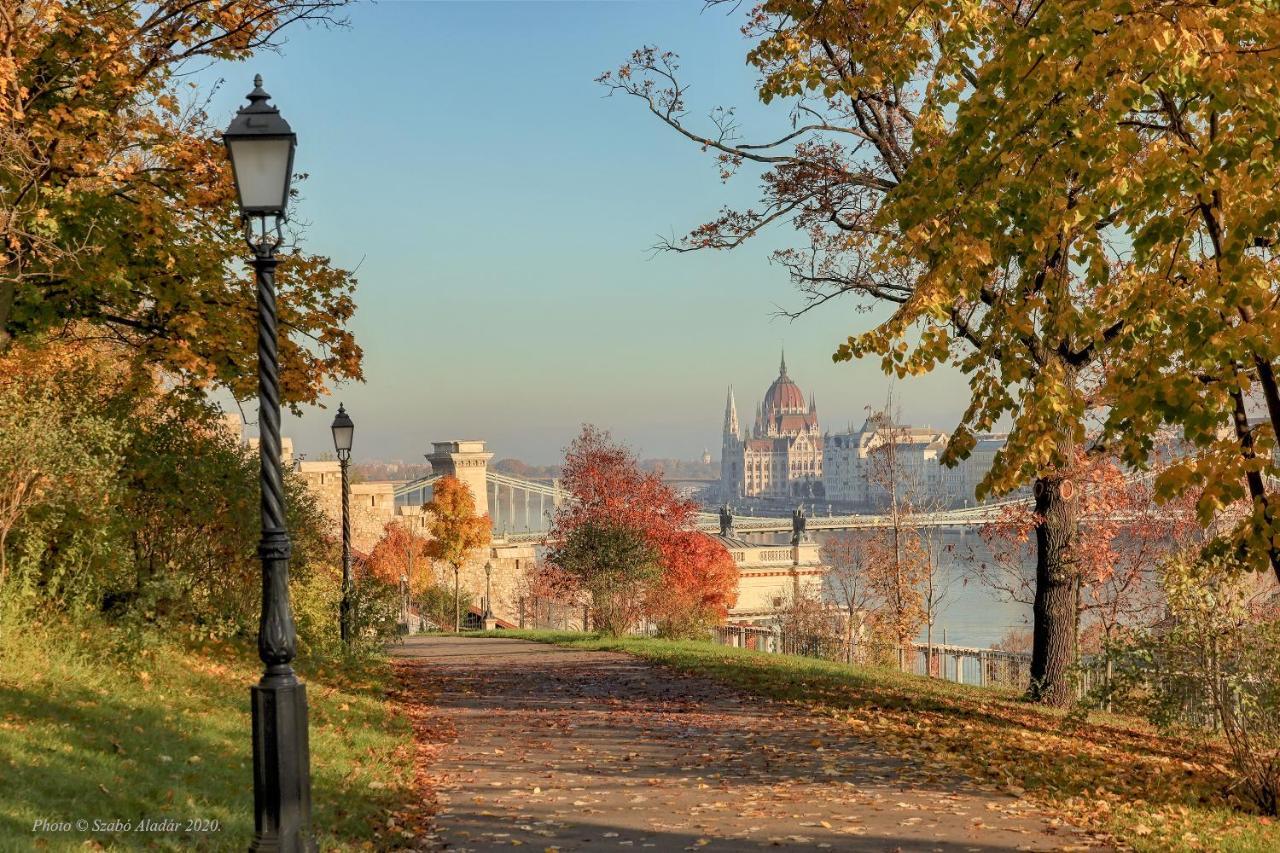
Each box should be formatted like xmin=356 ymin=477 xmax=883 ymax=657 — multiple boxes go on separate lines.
xmin=548 ymin=425 xmax=738 ymax=630
xmin=651 ymin=531 xmax=739 ymax=631
xmin=363 ymin=521 xmax=433 ymax=597
xmin=424 ymin=476 xmax=491 ymax=569
xmin=1 ymin=1 xmax=360 ymax=406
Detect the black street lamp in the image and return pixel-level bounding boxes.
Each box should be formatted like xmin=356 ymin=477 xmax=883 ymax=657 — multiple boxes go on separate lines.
xmin=330 ymin=403 xmax=355 ymax=645
xmin=223 ymin=76 xmax=314 ymax=852
xmin=483 ymin=560 xmax=494 ymax=624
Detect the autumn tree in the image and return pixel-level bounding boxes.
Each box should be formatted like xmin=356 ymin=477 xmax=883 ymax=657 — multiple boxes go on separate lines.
xmin=363 ymin=520 xmax=434 ymax=623
xmin=650 ymin=530 xmax=738 ymax=638
xmin=424 ymin=476 xmax=491 ymax=632
xmin=861 ymin=407 xmax=937 ymax=666
xmin=0 ymin=1 xmax=361 ymax=407
xmin=954 ymin=3 xmax=1280 ymax=586
xmin=598 ymin=3 xmax=1113 ymax=704
xmin=821 ymin=531 xmax=881 ymax=661
xmin=550 ymin=520 xmax=660 ymax=636
xmin=548 ymin=425 xmax=737 ymax=634
xmin=0 ymin=337 xmax=353 ymax=647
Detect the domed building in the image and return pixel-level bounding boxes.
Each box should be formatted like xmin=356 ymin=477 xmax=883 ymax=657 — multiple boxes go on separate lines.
xmin=721 ymin=352 xmax=824 ymax=501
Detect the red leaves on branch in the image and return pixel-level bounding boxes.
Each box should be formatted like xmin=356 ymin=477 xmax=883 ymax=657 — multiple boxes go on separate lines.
xmin=652 ymin=530 xmax=739 ymax=629
xmin=550 ymin=425 xmax=697 ymax=548
xmin=544 ymin=425 xmax=738 ymax=631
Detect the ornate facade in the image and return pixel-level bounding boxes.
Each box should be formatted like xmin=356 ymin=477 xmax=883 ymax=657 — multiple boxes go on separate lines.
xmin=721 ymin=353 xmax=824 ymax=500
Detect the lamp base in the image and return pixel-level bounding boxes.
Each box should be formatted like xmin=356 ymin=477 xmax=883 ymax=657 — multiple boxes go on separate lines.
xmin=250 ymin=674 xmax=316 ymax=852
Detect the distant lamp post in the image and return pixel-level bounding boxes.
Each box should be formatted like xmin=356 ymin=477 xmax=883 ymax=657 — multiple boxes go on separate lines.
xmin=330 ymin=403 xmax=355 ymax=646
xmin=399 ymin=574 xmax=409 ymax=632
xmin=483 ymin=561 xmax=495 ymax=630
xmin=224 ymin=75 xmax=314 ymax=852
xmin=403 ymin=543 xmax=415 ymax=634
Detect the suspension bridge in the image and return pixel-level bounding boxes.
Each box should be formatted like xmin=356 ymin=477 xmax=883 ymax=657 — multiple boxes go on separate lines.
xmin=393 ymin=442 xmax=1028 ymax=546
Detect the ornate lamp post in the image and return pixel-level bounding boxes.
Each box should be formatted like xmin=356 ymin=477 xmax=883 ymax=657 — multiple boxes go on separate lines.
xmin=399 ymin=574 xmax=409 ymax=629
xmin=483 ymin=560 xmax=494 ymax=629
xmin=223 ymin=76 xmax=314 ymax=852
xmin=330 ymin=403 xmax=355 ymax=645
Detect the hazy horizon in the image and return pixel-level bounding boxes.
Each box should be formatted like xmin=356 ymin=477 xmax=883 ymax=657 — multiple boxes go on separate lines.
xmin=207 ymin=1 xmax=971 ymax=466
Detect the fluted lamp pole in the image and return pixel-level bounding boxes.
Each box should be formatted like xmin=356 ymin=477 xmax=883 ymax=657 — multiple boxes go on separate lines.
xmin=483 ymin=560 xmax=494 ymax=630
xmin=224 ymin=76 xmax=315 ymax=852
xmin=331 ymin=403 xmax=355 ymax=646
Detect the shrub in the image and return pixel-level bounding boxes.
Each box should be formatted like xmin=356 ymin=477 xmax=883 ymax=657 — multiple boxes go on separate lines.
xmin=1103 ymin=548 xmax=1280 ymax=814
xmin=0 ymin=340 xmax=351 ymax=657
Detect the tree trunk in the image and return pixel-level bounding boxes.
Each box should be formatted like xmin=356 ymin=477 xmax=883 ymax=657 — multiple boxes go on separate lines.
xmin=1027 ymin=474 xmax=1080 ymax=705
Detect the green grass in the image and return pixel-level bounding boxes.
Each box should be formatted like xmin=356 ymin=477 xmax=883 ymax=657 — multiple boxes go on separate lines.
xmin=0 ymin=622 xmax=415 ymax=851
xmin=472 ymin=629 xmax=1280 ymax=853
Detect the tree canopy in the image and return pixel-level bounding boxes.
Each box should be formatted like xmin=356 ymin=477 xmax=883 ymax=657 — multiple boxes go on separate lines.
xmin=1 ymin=1 xmax=361 ymax=407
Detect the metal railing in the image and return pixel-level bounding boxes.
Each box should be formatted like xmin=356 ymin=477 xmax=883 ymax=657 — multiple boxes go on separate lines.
xmin=707 ymin=625 xmax=1036 ymax=691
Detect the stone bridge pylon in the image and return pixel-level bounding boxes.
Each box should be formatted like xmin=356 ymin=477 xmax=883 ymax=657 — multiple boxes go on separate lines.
xmin=425 ymin=440 xmax=494 ymax=517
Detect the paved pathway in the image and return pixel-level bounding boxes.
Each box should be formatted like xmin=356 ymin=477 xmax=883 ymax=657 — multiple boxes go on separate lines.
xmin=392 ymin=637 xmax=1102 ymax=852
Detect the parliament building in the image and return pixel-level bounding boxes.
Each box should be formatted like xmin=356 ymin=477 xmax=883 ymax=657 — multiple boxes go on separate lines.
xmin=720 ymin=353 xmax=824 ymax=501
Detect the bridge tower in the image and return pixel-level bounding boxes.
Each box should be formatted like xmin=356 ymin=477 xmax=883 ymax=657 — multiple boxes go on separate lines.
xmin=426 ymin=440 xmax=494 ymax=517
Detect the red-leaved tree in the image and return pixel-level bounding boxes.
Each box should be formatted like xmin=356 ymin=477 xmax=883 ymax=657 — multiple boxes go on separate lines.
xmin=652 ymin=530 xmax=739 ymax=638
xmin=543 ymin=425 xmax=737 ymax=635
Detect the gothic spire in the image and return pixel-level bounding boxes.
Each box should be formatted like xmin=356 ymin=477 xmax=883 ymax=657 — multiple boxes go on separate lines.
xmin=779 ymin=347 xmax=788 ymax=377
xmin=723 ymin=385 xmax=739 ymax=439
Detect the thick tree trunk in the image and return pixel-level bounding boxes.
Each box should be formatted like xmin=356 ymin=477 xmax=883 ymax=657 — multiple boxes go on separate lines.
xmin=1027 ymin=475 xmax=1080 ymax=705
xmin=1231 ymin=379 xmax=1280 ymax=582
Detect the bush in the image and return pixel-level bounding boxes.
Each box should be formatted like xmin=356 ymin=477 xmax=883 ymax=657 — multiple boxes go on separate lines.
xmin=417 ymin=582 xmax=473 ymax=632
xmin=0 ymin=340 xmax=355 ymax=658
xmin=1103 ymin=548 xmax=1280 ymax=814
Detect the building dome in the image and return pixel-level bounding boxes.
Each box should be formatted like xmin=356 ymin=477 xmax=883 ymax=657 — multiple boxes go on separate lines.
xmin=764 ymin=375 xmax=805 ymax=413
xmin=762 ymin=351 xmax=806 ymax=415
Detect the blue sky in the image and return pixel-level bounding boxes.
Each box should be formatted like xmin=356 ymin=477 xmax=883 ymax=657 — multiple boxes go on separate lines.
xmin=207 ymin=1 xmax=966 ymax=464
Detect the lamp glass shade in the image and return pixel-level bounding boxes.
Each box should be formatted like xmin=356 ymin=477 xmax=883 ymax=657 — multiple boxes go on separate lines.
xmin=331 ymin=406 xmax=355 ymax=455
xmin=227 ymin=136 xmax=293 ymax=214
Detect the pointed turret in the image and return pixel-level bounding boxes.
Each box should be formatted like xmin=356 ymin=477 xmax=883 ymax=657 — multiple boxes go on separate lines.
xmin=779 ymin=348 xmax=788 ymax=377
xmin=723 ymin=386 xmax=739 ymax=440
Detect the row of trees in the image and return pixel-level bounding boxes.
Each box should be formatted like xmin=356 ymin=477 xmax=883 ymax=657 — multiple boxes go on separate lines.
xmin=360 ymin=476 xmax=491 ymax=632
xmin=536 ymin=426 xmax=738 ymax=637
xmin=1 ymin=2 xmax=374 ymax=656
xmin=601 ymin=0 xmax=1280 ymax=706
xmin=0 ymin=336 xmax=398 ymax=654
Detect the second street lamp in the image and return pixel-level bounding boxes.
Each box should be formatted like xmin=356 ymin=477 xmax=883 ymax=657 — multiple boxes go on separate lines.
xmin=223 ymin=75 xmax=314 ymax=852
xmin=483 ymin=560 xmax=494 ymax=629
xmin=331 ymin=403 xmax=355 ymax=646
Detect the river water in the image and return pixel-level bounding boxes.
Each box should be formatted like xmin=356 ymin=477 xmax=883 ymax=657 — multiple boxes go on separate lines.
xmin=808 ymin=529 xmax=1034 ymax=649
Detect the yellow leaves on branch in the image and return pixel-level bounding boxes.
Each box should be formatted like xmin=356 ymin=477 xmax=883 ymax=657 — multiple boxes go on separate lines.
xmin=2 ymin=1 xmax=362 ymax=407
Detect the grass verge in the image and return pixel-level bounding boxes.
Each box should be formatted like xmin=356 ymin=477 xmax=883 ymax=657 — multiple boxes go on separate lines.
xmin=0 ymin=621 xmax=416 ymax=851
xmin=472 ymin=629 xmax=1278 ymax=853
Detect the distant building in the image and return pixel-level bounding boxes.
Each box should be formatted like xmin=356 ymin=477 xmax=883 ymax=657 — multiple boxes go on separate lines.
xmin=713 ymin=507 xmax=827 ymax=624
xmin=721 ymin=352 xmax=824 ymax=501
xmin=822 ymin=418 xmax=1012 ymax=509
xmin=822 ymin=418 xmax=948 ymax=508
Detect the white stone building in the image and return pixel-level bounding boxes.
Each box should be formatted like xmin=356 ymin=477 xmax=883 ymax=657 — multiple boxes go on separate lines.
xmin=821 ymin=418 xmax=1012 ymax=509
xmin=721 ymin=353 xmax=824 ymax=501
xmin=712 ymin=510 xmax=828 ymax=624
